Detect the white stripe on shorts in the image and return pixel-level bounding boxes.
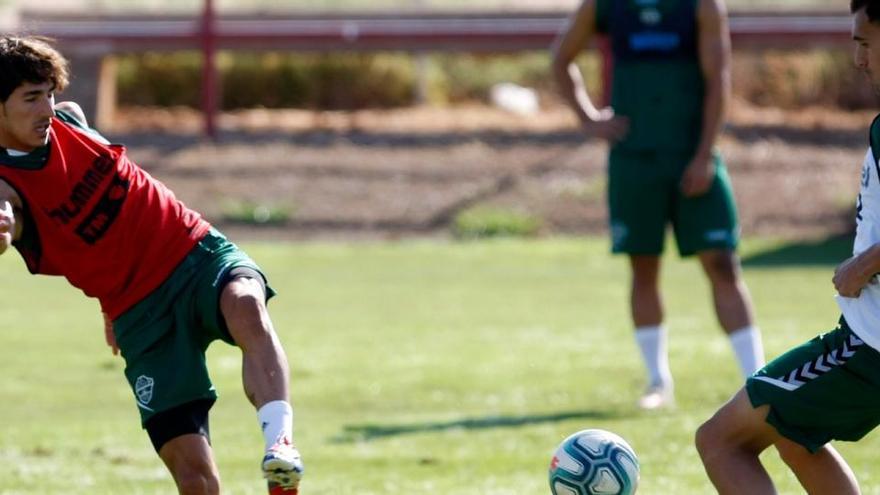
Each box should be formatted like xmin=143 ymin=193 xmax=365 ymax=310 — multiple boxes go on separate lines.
xmin=751 ymin=375 xmax=801 ymax=392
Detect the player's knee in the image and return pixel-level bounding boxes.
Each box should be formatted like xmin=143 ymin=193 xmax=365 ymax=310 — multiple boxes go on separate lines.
xmin=172 ymin=462 xmax=220 ymax=495
xmin=695 ymin=411 xmax=744 ymax=464
xmin=702 ymin=251 xmax=740 ymax=285
xmin=695 ymin=417 xmax=723 ymax=461
xmin=629 ymin=256 xmax=660 ymax=285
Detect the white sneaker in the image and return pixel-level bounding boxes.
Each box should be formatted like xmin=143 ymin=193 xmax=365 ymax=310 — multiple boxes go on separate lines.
xmin=262 ymin=437 xmax=304 ymax=493
xmin=637 ymin=384 xmax=674 ymax=410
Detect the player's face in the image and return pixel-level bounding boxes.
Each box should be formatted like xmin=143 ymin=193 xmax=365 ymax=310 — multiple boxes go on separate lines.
xmin=0 ymin=81 xmax=55 ymax=152
xmin=853 ymin=7 xmax=880 ymax=94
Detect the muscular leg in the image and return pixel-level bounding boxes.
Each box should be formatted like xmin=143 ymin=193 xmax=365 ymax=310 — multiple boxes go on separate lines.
xmin=696 ymin=389 xmax=860 ymax=495
xmin=697 ymin=249 xmax=754 ymax=334
xmin=629 ymin=255 xmax=674 ymax=408
xmin=220 ymin=275 xmax=302 ymax=491
xmin=696 ymin=389 xmax=778 ymax=494
xmin=158 ymin=434 xmax=221 ymax=495
xmin=698 ymin=249 xmax=764 ymax=376
xmin=220 ymin=276 xmax=290 ymax=408
xmin=776 ymin=438 xmax=860 ymax=494
xmin=629 ymin=255 xmax=662 ymax=327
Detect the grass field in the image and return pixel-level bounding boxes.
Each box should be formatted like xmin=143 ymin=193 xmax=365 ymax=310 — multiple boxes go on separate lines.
xmin=1 ymin=235 xmax=879 ymax=494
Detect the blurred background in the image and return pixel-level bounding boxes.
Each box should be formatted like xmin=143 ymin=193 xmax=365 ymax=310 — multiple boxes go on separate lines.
xmin=0 ymin=0 xmax=870 ymax=242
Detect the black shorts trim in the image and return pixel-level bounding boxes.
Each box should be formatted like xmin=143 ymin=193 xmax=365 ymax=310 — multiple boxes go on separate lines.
xmin=224 ymin=266 xmax=267 ymax=298
xmin=145 ymin=398 xmax=215 ymax=452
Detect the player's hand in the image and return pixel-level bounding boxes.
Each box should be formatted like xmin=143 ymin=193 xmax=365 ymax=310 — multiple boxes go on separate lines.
xmin=582 ymin=107 xmax=630 ymax=142
xmin=833 ymin=254 xmax=874 ymax=298
xmin=680 ymin=153 xmax=716 ymax=197
xmin=103 ymin=312 xmax=119 ymax=356
xmin=0 ymin=199 xmax=15 ymax=255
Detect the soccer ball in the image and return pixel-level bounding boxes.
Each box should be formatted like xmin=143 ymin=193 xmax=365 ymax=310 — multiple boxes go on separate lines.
xmin=548 ymin=429 xmax=639 ymax=495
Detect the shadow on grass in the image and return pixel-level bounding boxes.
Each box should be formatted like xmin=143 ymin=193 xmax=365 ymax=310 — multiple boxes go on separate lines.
xmin=742 ymin=233 xmax=854 ymax=268
xmin=331 ymin=409 xmax=626 ymax=443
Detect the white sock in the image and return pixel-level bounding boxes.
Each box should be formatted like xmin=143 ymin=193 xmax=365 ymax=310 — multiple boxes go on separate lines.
xmin=635 ymin=325 xmax=672 ymax=389
xmin=258 ymin=400 xmax=293 ymax=450
xmin=729 ymin=326 xmax=765 ymax=378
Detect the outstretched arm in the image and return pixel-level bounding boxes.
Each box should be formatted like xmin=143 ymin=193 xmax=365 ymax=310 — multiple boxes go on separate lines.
xmin=0 ymin=179 xmax=23 ymax=255
xmin=551 ymin=0 xmax=629 ymax=141
xmin=681 ymin=0 xmax=732 ymax=197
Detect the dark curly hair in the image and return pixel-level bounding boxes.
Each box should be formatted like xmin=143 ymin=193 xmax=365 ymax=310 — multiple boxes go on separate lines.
xmin=0 ymin=36 xmax=69 ymax=102
xmin=853 ymin=0 xmax=880 ymax=22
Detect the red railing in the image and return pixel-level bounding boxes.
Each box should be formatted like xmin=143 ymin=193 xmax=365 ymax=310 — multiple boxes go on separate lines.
xmin=20 ymin=9 xmax=853 ymax=51
xmin=16 ymin=8 xmax=854 ymax=137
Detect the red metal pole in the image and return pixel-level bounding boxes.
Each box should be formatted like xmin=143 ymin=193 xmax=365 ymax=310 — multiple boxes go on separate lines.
xmin=201 ymin=0 xmax=218 ymax=139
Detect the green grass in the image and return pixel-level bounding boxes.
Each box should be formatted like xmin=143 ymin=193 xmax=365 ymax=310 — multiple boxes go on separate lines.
xmin=1 ymin=236 xmax=879 ymax=494
xmin=453 ymin=207 xmax=542 ymax=239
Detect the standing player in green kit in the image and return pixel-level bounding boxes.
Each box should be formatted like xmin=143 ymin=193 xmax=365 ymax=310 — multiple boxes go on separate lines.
xmin=0 ymin=36 xmax=302 ymax=494
xmin=552 ymin=0 xmax=764 ymax=409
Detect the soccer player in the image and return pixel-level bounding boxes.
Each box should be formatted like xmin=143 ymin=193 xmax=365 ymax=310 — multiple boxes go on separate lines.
xmin=0 ymin=36 xmax=303 ymax=495
xmin=695 ymin=2 xmax=880 ymax=493
xmin=552 ymin=0 xmax=764 ymax=409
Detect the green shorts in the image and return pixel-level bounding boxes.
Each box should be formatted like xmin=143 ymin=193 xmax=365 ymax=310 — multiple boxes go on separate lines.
xmin=746 ymin=318 xmax=880 ymax=453
xmin=113 ymin=228 xmax=275 ymax=426
xmin=608 ymin=148 xmax=739 ymax=256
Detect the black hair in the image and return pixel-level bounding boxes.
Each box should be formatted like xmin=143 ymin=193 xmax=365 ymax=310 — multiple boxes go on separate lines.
xmin=0 ymin=36 xmax=69 ymax=102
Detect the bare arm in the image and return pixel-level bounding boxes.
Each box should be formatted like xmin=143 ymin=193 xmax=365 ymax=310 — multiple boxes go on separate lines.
xmin=551 ymin=0 xmax=601 ymax=124
xmin=681 ymin=0 xmax=732 ymax=196
xmin=834 ymin=245 xmax=880 ymax=297
xmin=104 ymin=312 xmax=119 ymax=355
xmin=551 ymin=0 xmax=628 ymax=141
xmin=696 ymin=0 xmax=731 ymax=159
xmin=0 ymin=179 xmax=23 ymax=255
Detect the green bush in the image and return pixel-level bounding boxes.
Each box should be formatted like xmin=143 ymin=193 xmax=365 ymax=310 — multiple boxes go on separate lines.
xmin=452 ymin=207 xmax=542 ymax=239
xmin=115 ymin=51 xmax=598 ymax=110
xmin=306 ymin=53 xmax=415 ymax=109
xmin=117 ymin=52 xmax=416 ymax=110
xmin=220 ymin=52 xmax=312 ymax=108
xmin=116 ymin=52 xmax=202 ymax=107
xmin=115 ymin=49 xmax=878 ymax=111
xmin=432 ymin=52 xmax=557 ymax=103
xmin=732 ymin=49 xmax=879 ymax=109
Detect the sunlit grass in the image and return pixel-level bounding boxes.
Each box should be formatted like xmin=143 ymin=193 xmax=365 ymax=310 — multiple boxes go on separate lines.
xmin=0 ymin=236 xmax=876 ymax=494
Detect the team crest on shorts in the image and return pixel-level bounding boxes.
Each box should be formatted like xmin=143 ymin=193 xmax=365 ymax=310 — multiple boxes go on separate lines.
xmin=135 ymin=375 xmax=155 ymax=405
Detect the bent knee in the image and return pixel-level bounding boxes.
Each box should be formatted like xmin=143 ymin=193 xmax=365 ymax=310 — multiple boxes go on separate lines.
xmin=695 ymin=407 xmax=757 ymax=459
xmin=695 ymin=417 xmax=725 ymax=459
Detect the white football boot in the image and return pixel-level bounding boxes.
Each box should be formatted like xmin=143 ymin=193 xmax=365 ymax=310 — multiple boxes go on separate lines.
xmin=263 ymin=436 xmax=304 ymax=494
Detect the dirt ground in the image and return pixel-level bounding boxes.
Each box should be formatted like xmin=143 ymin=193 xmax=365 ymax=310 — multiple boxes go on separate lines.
xmin=106 ymin=100 xmax=877 ymax=242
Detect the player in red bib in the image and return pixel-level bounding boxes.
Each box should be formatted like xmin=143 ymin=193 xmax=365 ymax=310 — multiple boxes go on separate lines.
xmin=0 ymin=36 xmax=302 ymax=495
